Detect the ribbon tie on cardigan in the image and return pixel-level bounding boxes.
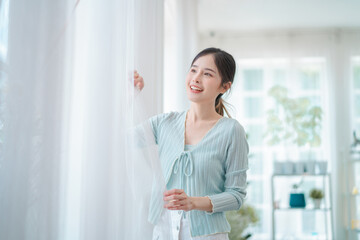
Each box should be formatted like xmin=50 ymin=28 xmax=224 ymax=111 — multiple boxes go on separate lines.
xmin=173 ymin=151 xmax=193 ymax=177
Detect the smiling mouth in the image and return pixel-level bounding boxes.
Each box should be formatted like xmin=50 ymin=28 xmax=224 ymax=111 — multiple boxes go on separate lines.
xmin=190 ymin=86 xmax=203 ymax=92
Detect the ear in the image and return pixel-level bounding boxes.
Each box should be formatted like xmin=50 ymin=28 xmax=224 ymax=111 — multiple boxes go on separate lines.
xmin=220 ymin=82 xmax=232 ymax=94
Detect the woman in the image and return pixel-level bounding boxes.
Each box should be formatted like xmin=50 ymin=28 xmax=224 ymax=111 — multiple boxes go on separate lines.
xmin=134 ymin=48 xmax=249 ymax=240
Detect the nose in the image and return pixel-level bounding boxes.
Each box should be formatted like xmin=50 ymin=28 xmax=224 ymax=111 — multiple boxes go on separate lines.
xmin=192 ymin=72 xmax=201 ymax=83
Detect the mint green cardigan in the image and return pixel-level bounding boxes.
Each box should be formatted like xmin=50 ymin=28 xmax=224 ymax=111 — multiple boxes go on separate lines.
xmin=147 ymin=110 xmax=249 ymax=237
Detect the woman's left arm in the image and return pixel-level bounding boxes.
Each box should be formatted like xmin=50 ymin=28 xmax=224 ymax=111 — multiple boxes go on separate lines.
xmin=204 ymin=121 xmax=249 ymax=214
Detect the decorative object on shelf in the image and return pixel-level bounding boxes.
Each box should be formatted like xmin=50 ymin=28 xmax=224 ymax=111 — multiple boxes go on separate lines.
xmin=295 ymin=161 xmax=305 ymax=174
xmin=274 ymin=160 xmax=328 ymax=175
xmin=273 ymin=161 xmax=283 ymax=174
xmin=305 ymin=160 xmax=316 ymax=174
xmin=226 ymin=204 xmax=259 ymax=240
xmin=289 ymin=178 xmax=306 ymax=208
xmin=273 ymin=199 xmax=280 ymax=209
xmin=283 ymin=161 xmax=294 ymax=175
xmin=316 ymin=161 xmax=328 ymax=174
xmin=309 ymin=188 xmax=324 ymax=209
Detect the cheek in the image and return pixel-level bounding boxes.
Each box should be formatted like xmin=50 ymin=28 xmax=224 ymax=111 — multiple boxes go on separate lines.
xmin=185 ymin=75 xmax=191 ymax=85
xmin=207 ymin=80 xmax=221 ymax=91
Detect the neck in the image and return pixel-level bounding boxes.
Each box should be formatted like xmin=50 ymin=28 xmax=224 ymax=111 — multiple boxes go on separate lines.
xmin=187 ymin=102 xmax=220 ymax=122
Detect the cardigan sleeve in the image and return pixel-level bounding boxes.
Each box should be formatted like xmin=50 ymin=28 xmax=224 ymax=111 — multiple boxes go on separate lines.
xmin=130 ymin=112 xmax=169 ymax=148
xmin=206 ymin=120 xmax=249 ymax=214
xmin=148 ymin=112 xmax=175 ymax=145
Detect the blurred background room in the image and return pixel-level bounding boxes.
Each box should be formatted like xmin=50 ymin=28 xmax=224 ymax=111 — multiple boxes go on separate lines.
xmin=161 ymin=1 xmax=360 ymax=239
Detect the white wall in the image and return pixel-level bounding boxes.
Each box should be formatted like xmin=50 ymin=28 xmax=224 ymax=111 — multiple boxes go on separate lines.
xmin=163 ymin=0 xmax=198 ymax=113
xmin=198 ymin=0 xmax=360 ymax=32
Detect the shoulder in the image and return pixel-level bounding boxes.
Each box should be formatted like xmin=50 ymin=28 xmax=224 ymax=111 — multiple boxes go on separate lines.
xmin=149 ymin=110 xmax=185 ymax=128
xmin=149 ymin=110 xmax=184 ymax=122
xmin=222 ymin=117 xmax=246 ymax=137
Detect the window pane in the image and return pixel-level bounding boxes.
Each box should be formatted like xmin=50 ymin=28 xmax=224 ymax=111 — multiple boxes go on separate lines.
xmin=309 ymin=96 xmax=321 ymax=107
xmin=244 ymin=97 xmax=263 ymax=118
xmin=354 ymin=123 xmax=360 ymax=137
xmin=355 ymin=95 xmax=360 ymax=117
xmin=243 ymin=69 xmax=263 ymax=91
xmin=273 ymin=69 xmax=286 ymax=86
xmin=299 ymin=69 xmax=320 ymax=90
xmin=247 ymin=180 xmax=263 ymax=205
xmin=246 ymin=125 xmax=264 ymax=147
xmin=249 ymin=152 xmax=263 ymax=175
xmin=354 ymin=65 xmax=360 ymax=89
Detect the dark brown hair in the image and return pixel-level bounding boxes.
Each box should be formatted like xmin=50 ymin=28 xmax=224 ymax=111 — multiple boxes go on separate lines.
xmin=191 ymin=47 xmax=236 ymax=117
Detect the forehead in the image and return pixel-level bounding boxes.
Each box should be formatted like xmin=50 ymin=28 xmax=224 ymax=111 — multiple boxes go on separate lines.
xmin=192 ymin=54 xmax=217 ymax=70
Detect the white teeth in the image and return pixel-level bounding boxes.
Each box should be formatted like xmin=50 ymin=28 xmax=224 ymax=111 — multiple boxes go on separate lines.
xmin=191 ymin=86 xmax=203 ymax=91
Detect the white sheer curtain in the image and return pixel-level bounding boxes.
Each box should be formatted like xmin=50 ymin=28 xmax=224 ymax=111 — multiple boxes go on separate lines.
xmin=0 ymin=0 xmax=167 ymax=239
xmin=163 ymin=0 xmax=198 ymax=113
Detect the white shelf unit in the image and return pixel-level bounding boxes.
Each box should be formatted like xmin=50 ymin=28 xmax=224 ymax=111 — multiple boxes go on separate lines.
xmin=345 ymin=151 xmax=360 ymax=240
xmin=271 ymin=173 xmax=334 ymax=240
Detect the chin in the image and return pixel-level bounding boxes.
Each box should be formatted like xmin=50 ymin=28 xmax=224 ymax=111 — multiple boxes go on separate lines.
xmin=186 ymin=94 xmax=207 ymax=104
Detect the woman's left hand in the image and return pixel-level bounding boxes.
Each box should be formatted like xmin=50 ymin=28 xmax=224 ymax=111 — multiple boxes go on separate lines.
xmin=163 ymin=189 xmax=194 ymax=211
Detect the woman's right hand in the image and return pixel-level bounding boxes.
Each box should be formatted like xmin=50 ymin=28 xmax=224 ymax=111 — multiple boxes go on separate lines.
xmin=134 ymin=70 xmax=144 ymax=91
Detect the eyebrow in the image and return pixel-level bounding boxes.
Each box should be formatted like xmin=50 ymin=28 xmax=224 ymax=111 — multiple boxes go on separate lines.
xmin=192 ymin=65 xmax=217 ymax=74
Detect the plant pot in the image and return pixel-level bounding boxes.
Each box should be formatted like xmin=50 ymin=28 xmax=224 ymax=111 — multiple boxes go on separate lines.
xmin=312 ymin=198 xmax=322 ymax=209
xmin=289 ymin=193 xmax=306 ymax=208
xmin=283 ymin=161 xmax=294 ymax=175
xmin=295 ymin=161 xmax=305 ymax=174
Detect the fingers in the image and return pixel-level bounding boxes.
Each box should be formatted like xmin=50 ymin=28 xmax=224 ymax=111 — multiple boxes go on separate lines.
xmin=164 ymin=200 xmax=186 ymax=209
xmin=134 ymin=79 xmax=144 ymax=90
xmin=163 ymin=189 xmax=190 ymax=210
xmin=163 ymin=194 xmax=186 ymax=202
xmin=164 ymin=189 xmax=184 ymax=197
xmin=133 ymin=70 xmax=144 ymax=90
xmin=164 ymin=200 xmax=191 ymax=211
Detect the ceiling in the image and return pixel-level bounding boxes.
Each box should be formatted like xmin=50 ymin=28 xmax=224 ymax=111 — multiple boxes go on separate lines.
xmin=197 ymin=0 xmax=360 ymax=34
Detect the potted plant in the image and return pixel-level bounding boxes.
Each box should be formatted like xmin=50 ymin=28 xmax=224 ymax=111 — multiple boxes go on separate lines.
xmin=226 ymin=204 xmax=259 ymax=240
xmin=264 ymin=85 xmax=323 ymax=174
xmin=309 ymin=188 xmax=324 ymax=209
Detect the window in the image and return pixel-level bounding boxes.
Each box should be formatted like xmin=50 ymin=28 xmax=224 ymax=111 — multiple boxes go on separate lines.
xmin=352 ymin=57 xmax=360 ymax=136
xmin=229 ymin=58 xmax=329 ymax=239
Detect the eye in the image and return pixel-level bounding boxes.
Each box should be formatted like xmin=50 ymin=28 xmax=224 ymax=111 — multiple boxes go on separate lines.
xmin=190 ymin=69 xmax=196 ymax=73
xmin=204 ymin=72 xmax=212 ymax=77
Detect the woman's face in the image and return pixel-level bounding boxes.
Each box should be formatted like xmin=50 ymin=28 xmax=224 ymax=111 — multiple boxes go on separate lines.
xmin=185 ymin=54 xmax=227 ymax=104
